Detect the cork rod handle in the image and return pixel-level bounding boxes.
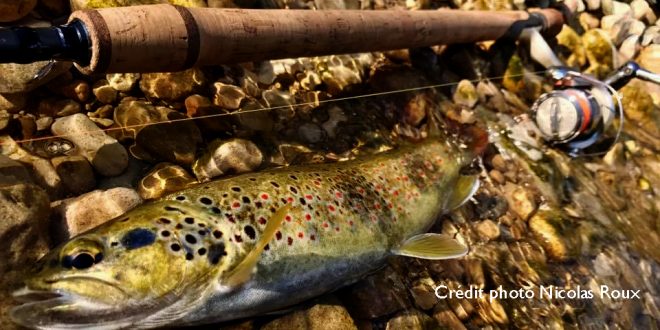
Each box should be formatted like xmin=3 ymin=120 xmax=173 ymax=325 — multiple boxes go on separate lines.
xmin=69 ymin=5 xmax=567 ymax=74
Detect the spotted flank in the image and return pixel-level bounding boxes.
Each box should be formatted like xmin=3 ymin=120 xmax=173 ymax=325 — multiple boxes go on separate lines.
xmin=11 ymin=137 xmax=480 ymax=330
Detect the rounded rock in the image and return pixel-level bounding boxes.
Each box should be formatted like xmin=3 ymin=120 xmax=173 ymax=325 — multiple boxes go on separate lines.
xmin=0 ymin=0 xmax=37 ymax=22
xmin=138 ymin=163 xmax=196 ymax=200
xmin=212 ymin=82 xmax=246 ymax=110
xmin=140 ymin=68 xmax=206 ymax=101
xmin=192 ymin=138 xmax=263 ymax=182
xmin=51 ymin=113 xmax=128 ymax=176
xmin=51 ymin=155 xmax=96 ymax=195
xmin=92 ymin=79 xmax=118 ymax=104
xmin=106 ymin=73 xmax=140 ymax=92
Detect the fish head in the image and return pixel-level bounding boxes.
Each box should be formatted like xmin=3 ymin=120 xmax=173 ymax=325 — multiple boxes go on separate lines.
xmin=12 ymin=201 xmax=237 ymax=329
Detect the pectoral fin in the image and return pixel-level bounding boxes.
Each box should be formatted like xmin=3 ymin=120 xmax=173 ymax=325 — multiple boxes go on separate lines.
xmin=445 ymin=175 xmax=479 ymax=211
xmin=393 ymin=233 xmax=468 ymax=260
xmin=224 ymin=204 xmax=291 ymax=287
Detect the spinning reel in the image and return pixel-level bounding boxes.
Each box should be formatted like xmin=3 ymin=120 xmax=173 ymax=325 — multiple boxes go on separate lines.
xmin=530 ymin=62 xmax=660 ymax=156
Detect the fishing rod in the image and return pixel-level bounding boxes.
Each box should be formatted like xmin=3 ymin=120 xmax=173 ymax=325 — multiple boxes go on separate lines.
xmin=0 ymin=4 xmax=576 ymax=74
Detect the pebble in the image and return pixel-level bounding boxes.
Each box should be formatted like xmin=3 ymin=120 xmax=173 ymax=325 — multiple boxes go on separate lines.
xmin=410 ymin=277 xmax=438 ymax=310
xmin=192 ymin=138 xmax=263 ymax=182
xmin=403 ymin=93 xmax=429 ymax=126
xmin=502 ymin=183 xmax=537 ymax=221
xmin=476 ymin=219 xmax=500 ymax=241
xmin=261 ymin=297 xmax=357 ymax=330
xmin=38 ymin=98 xmax=81 ymax=117
xmin=92 ymin=79 xmax=119 ymax=104
xmin=453 ymin=79 xmax=479 ymax=108
xmin=489 ymin=169 xmax=506 ymax=184
xmin=138 ymin=163 xmax=196 ymax=200
xmin=51 ymin=113 xmax=129 ymax=176
xmin=298 ymin=122 xmax=327 ymax=144
xmin=341 ymin=266 xmax=410 ymax=319
xmin=212 ymin=82 xmax=246 ymax=110
xmin=490 ymin=154 xmax=507 ymax=172
xmin=50 ymin=187 xmax=142 ymax=243
xmin=235 ymin=100 xmax=274 ymax=132
xmin=139 ymin=69 xmax=206 ymax=101
xmin=0 ymin=0 xmax=37 ymax=22
xmin=386 ymin=309 xmax=437 ymax=330
xmin=0 ymin=59 xmax=71 ymax=94
xmin=631 ymin=0 xmax=656 ymax=23
xmin=51 ymin=155 xmax=96 ymax=195
xmin=0 ymin=155 xmax=32 ymax=186
xmin=528 ymin=212 xmax=570 ymax=262
xmin=0 ymin=93 xmax=27 ymax=113
xmin=59 ymin=80 xmax=91 ymax=103
xmin=106 ymin=73 xmax=140 ymax=92
xmin=585 ymin=0 xmax=600 ymax=11
xmin=433 ymin=301 xmax=468 ymax=330
xmin=476 ymin=295 xmax=509 ymax=325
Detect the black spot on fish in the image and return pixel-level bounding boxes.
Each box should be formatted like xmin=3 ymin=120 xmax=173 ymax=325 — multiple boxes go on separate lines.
xmin=271 ymin=181 xmax=280 ymax=188
xmin=184 ymin=217 xmax=195 ymax=224
xmin=186 ymin=253 xmax=194 ymax=261
xmin=110 ymin=241 xmax=119 ymax=247
xmin=198 ymin=230 xmax=206 ymax=236
xmin=234 ymin=235 xmax=243 ymax=243
xmin=161 ymin=230 xmax=171 ymax=237
xmin=208 ymin=243 xmax=226 ymax=265
xmin=175 ymin=195 xmax=186 ymax=201
xmin=222 ymin=193 xmax=228 ymax=198
xmin=289 ymin=186 xmax=298 ymax=194
xmin=185 ymin=234 xmax=197 ymax=244
xmin=121 ymin=228 xmax=156 ymax=250
xmin=299 ymin=197 xmax=306 ymax=205
xmin=213 ymin=230 xmax=223 ymax=239
xmin=94 ymin=253 xmax=104 ymax=263
xmin=198 ymin=247 xmax=207 ymax=256
xmin=158 ymin=218 xmax=171 ymax=225
xmin=198 ymin=223 xmax=206 ymax=228
xmin=276 ymin=231 xmax=282 ymax=240
xmin=164 ymin=206 xmax=186 ymax=214
xmin=199 ymin=197 xmax=213 ymax=205
xmin=61 ymin=255 xmax=73 ymax=269
xmin=231 ymin=187 xmax=241 ymax=193
xmin=176 ymin=223 xmax=183 ymax=230
xmin=211 ymin=207 xmax=221 ymax=214
xmin=244 ymin=226 xmax=256 ymax=240
xmin=264 ymin=244 xmax=270 ymax=251
xmin=255 ymin=201 xmax=263 ymax=209
xmin=290 ymin=175 xmax=298 ymax=180
xmin=242 ymin=196 xmax=250 ymax=204
xmin=249 ymin=177 xmax=257 ymax=181
xmin=171 ymin=243 xmax=181 ymax=252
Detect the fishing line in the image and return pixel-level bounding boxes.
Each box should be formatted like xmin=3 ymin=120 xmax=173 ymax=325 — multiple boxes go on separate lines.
xmin=3 ymin=70 xmax=549 ymax=146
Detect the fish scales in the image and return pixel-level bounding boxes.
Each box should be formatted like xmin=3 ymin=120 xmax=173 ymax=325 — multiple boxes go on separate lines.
xmin=11 ymin=137 xmax=478 ymax=329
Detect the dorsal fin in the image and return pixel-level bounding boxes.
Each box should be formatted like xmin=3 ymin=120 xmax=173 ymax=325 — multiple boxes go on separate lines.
xmin=223 ymin=204 xmax=291 ymax=287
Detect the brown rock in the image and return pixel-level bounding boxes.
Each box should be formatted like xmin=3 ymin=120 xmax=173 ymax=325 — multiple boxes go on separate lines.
xmin=0 ymin=93 xmax=27 ymax=113
xmin=0 ymin=0 xmax=37 ymax=22
xmin=93 ymin=79 xmax=118 ymax=104
xmin=60 ymin=80 xmax=90 ymax=103
xmin=212 ymin=82 xmax=246 ymax=110
xmin=51 ymin=155 xmax=96 ymax=195
xmin=502 ymin=183 xmax=537 ymax=221
xmin=475 ymin=219 xmax=500 ymax=241
xmin=262 ymin=297 xmax=357 ymax=330
xmin=138 ymin=163 xmax=196 ymax=200
xmin=140 ymin=68 xmax=206 ymax=101
xmin=386 ymin=309 xmax=437 ymax=330
xmin=341 ymin=266 xmax=410 ymax=319
xmin=192 ymin=138 xmax=263 ymax=182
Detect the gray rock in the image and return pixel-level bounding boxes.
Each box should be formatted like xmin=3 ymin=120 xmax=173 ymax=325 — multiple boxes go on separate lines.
xmin=0 ymin=183 xmax=50 ymax=330
xmin=298 ymin=122 xmax=327 ymax=144
xmin=51 ymin=114 xmax=128 ymax=177
xmin=192 ymin=138 xmax=263 ymax=182
xmin=51 ymin=155 xmax=96 ymax=195
xmin=51 ymin=187 xmax=142 ymax=243
xmin=0 ymin=60 xmax=71 ymax=94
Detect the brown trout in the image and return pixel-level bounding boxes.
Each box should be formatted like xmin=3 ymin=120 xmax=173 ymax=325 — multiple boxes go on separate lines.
xmin=11 ymin=132 xmax=482 ymax=329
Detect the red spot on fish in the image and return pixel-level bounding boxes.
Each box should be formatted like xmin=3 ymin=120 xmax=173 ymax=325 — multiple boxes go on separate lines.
xmin=335 ymin=227 xmax=340 ymax=232
xmin=374 ymin=203 xmax=381 ymax=210
xmin=305 ymin=214 xmax=312 ymax=221
xmin=285 ymin=197 xmax=293 ymax=203
xmin=349 ymin=220 xmax=354 ymax=226
xmin=298 ymin=232 xmax=304 ymax=238
xmin=328 ymin=205 xmax=336 ymax=212
xmin=403 ymin=176 xmax=409 ymax=181
xmin=314 ymin=180 xmax=321 ymax=186
xmin=388 ymin=203 xmax=393 ymax=209
xmin=357 ymin=188 xmax=365 ymax=194
xmin=305 ymin=194 xmax=313 ymax=200
xmin=276 ymin=231 xmax=282 ymax=240
xmin=335 ymin=191 xmax=343 ymax=199
xmin=258 ymin=217 xmax=267 ymax=225
xmin=287 ymin=237 xmax=293 ymax=245
xmin=323 ymin=222 xmax=329 ymax=228
xmin=393 ymin=190 xmax=399 ymax=196
xmin=261 ymin=193 xmax=269 ymax=200
xmin=285 ymin=215 xmax=292 ymax=222
xmin=232 ymin=201 xmax=241 ymax=209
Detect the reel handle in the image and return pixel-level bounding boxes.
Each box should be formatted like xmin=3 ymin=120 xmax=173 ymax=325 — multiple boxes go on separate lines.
xmin=604 ymin=61 xmax=660 ymax=90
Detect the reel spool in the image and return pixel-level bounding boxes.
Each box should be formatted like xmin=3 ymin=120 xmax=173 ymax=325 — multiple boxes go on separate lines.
xmin=531 ymin=68 xmax=623 ymax=157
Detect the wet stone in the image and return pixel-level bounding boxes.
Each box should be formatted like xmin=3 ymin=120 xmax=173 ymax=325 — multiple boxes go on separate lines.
xmin=51 ymin=187 xmax=142 ymax=243
xmin=38 ymin=98 xmax=81 ymax=117
xmin=0 ymin=182 xmax=50 ymax=330
xmin=92 ymin=79 xmax=118 ymax=104
xmin=261 ymin=297 xmax=357 ymax=330
xmin=193 ymin=138 xmax=263 ymax=182
xmin=0 ymin=60 xmax=71 ymax=94
xmin=298 ymin=122 xmax=327 ymax=144
xmin=410 ymin=277 xmax=438 ymax=310
xmin=0 ymin=0 xmax=37 ymax=22
xmin=341 ymin=266 xmax=410 ymax=319
xmin=51 ymin=114 xmax=128 ymax=176
xmin=386 ymin=309 xmax=437 ymax=330
xmin=453 ymin=79 xmax=479 ymax=108
xmin=140 ymin=68 xmax=206 ymax=101
xmin=106 ymin=73 xmax=140 ymax=92
xmin=59 ymin=80 xmax=91 ymax=103
xmin=0 ymin=93 xmax=27 ymax=113
xmin=0 ymin=155 xmax=32 ymax=186
xmin=528 ymin=212 xmax=570 ymax=262
xmin=476 ymin=219 xmax=500 ymax=241
xmin=51 ymin=155 xmax=96 ymax=196
xmin=138 ymin=162 xmax=196 ymax=200
xmin=212 ymin=82 xmax=246 ymax=110
xmin=503 ymin=183 xmax=537 ymax=221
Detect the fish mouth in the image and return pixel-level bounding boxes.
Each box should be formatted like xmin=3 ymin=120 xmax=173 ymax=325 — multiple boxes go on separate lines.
xmin=10 ymin=286 xmax=133 ymax=330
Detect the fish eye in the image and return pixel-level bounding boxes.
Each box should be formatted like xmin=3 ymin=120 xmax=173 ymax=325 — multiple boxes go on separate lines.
xmin=60 ymin=238 xmax=105 ymax=270
xmin=71 ymin=253 xmax=96 ymax=269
